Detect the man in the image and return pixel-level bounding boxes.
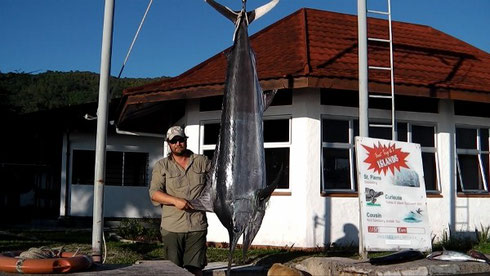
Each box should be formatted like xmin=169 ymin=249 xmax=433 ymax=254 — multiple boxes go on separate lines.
xmin=149 ymin=126 xmax=210 ymax=276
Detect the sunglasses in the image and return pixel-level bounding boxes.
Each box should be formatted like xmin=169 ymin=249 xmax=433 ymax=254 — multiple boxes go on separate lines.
xmin=168 ymin=137 xmax=187 ymax=144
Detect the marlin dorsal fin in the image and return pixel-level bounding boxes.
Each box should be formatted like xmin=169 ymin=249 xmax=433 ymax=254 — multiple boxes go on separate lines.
xmin=205 ymin=0 xmax=239 ymax=23
xmin=257 ymin=163 xmax=284 ymax=201
xmin=247 ymin=0 xmax=279 ymax=24
xmin=263 ymin=89 xmax=278 ymax=111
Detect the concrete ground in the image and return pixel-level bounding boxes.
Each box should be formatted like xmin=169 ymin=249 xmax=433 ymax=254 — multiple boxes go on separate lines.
xmin=296 ymin=257 xmax=490 ymax=276
xmin=2 ymin=257 xmax=490 ymax=275
xmin=202 ymin=258 xmax=490 ymax=276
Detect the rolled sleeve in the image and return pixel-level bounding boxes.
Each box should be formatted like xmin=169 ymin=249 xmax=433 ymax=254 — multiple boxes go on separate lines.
xmin=149 ymin=160 xmax=165 ymax=206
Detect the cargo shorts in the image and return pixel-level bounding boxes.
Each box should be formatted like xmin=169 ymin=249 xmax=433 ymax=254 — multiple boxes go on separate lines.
xmin=161 ymin=229 xmax=207 ymax=269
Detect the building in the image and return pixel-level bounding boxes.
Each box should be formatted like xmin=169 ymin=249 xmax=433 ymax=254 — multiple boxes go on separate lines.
xmin=114 ymin=8 xmax=489 ymax=247
xmin=0 ymin=100 xmax=164 ymax=225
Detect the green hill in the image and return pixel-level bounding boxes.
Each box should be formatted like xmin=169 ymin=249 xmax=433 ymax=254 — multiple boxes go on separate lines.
xmin=0 ymin=71 xmax=164 ymax=114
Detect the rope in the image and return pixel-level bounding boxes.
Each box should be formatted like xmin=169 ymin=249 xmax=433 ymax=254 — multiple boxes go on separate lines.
xmin=18 ymin=246 xmax=60 ymax=259
xmin=103 ymin=231 xmax=107 ymax=264
xmin=116 ymin=0 xmax=153 ymax=79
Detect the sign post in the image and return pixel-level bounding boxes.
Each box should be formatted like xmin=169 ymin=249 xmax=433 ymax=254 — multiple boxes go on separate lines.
xmin=356 ymin=137 xmax=431 ymax=252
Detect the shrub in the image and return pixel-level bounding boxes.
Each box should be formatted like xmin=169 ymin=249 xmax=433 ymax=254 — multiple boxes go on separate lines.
xmin=117 ymin=218 xmax=160 ymax=242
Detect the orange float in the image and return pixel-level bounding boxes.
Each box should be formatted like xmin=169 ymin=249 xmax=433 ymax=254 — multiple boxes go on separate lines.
xmin=0 ymin=251 xmax=93 ymax=274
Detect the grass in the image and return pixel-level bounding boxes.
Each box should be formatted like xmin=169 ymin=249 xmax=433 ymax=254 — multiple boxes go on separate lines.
xmin=0 ymin=229 xmax=349 ymax=265
xmin=1 ymin=226 xmax=489 ymax=266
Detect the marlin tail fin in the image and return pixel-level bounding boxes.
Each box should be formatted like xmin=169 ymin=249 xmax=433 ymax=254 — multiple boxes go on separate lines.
xmin=205 ymin=0 xmax=279 ymax=25
xmin=205 ymin=0 xmax=238 ymax=23
xmin=247 ymin=0 xmax=280 ymax=24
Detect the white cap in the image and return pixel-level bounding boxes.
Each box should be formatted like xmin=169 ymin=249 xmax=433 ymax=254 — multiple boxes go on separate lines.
xmin=166 ymin=126 xmax=188 ymax=141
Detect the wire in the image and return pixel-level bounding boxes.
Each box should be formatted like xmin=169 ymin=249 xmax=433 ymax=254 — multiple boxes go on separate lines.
xmin=116 ymin=0 xmax=154 ymax=79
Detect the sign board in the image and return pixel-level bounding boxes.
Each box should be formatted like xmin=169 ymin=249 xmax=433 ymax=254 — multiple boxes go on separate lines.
xmin=355 ymin=137 xmax=431 ymax=252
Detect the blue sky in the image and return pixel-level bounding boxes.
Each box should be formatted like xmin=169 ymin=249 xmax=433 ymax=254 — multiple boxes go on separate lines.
xmin=1 ymin=0 xmax=489 ymax=78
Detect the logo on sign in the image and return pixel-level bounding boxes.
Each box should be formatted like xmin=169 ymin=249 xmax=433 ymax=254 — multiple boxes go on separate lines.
xmin=362 ymin=142 xmax=410 ymax=175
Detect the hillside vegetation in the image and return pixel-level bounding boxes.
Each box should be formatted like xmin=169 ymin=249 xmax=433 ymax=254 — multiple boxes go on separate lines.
xmin=0 ymin=71 xmax=164 ymax=114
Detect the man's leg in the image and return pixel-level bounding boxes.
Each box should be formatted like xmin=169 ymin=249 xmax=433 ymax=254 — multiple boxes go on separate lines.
xmin=161 ymin=229 xmax=184 ymax=267
xmin=183 ymin=230 xmax=207 ymax=276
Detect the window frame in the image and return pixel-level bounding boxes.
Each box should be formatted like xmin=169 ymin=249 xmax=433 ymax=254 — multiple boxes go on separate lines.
xmin=321 ymin=116 xmax=358 ymax=194
xmin=199 ymin=115 xmax=292 ymax=191
xmin=404 ymin=123 xmax=441 ymax=194
xmin=455 ymin=127 xmax=489 ymax=194
xmin=71 ymin=149 xmax=149 ymax=187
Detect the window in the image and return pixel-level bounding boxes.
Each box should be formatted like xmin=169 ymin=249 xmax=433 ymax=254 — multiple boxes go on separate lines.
xmin=264 ymin=118 xmax=291 ymax=189
xmin=321 ymin=118 xmax=439 ymax=193
xmin=200 ymin=117 xmax=291 ymax=189
xmin=456 ymin=127 xmax=489 ymax=193
xmin=201 ymin=122 xmax=220 ymax=160
xmin=71 ymin=150 xmax=149 ymax=186
xmin=406 ymin=124 xmax=439 ymax=193
xmin=321 ymin=118 xmax=357 ymax=192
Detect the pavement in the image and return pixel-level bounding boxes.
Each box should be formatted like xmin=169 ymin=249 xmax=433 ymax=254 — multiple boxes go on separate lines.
xmin=202 ymin=257 xmax=490 ymax=275
xmin=1 ymin=257 xmax=490 ymax=275
xmin=295 ymin=257 xmax=490 ymax=276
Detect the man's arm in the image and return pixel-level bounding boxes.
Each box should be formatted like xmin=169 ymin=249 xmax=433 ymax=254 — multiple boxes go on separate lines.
xmin=150 ymin=190 xmax=193 ymax=210
xmin=149 ymin=160 xmax=194 ymax=210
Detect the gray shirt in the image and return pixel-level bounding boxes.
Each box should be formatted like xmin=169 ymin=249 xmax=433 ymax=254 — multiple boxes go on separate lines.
xmin=149 ymin=153 xmax=211 ymax=233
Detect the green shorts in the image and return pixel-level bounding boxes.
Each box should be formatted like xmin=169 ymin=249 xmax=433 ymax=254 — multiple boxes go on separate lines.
xmin=161 ymin=229 xmax=207 ymax=269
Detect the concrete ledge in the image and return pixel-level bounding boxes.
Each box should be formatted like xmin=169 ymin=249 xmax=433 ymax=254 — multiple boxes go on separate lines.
xmin=84 ymin=260 xmax=193 ymax=275
xmin=203 ymin=262 xmax=268 ymax=276
xmin=295 ymin=257 xmax=490 ymax=276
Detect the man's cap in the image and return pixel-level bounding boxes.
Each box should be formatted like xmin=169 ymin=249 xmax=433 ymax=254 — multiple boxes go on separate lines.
xmin=166 ymin=126 xmax=188 ymax=141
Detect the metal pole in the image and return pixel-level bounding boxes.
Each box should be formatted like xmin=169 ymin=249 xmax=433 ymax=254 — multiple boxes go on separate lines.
xmin=357 ymin=0 xmax=369 ymax=260
xmin=358 ymin=0 xmax=369 ymax=138
xmin=387 ymin=0 xmax=397 ymax=141
xmin=92 ymin=0 xmax=115 ymax=263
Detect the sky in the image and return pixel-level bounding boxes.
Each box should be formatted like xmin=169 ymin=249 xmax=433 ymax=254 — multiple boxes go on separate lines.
xmin=1 ymin=0 xmax=489 ymax=78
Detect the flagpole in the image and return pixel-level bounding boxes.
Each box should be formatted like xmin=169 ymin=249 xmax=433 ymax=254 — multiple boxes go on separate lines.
xmin=92 ymin=0 xmax=114 ymax=263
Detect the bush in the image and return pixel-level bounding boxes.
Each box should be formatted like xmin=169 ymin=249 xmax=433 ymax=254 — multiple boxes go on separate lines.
xmin=476 ymin=224 xmax=490 ymax=244
xmin=116 ymin=218 xmax=160 ymax=242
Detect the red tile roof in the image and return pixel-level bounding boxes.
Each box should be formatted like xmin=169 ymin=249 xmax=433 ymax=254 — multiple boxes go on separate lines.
xmin=120 ymin=8 xmax=490 ymax=116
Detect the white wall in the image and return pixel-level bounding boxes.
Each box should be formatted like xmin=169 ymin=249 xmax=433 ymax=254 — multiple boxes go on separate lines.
xmin=62 ymin=91 xmax=490 ymax=248
xmin=65 ymin=132 xmax=164 ymax=218
xmin=174 ymin=90 xmax=490 ymax=248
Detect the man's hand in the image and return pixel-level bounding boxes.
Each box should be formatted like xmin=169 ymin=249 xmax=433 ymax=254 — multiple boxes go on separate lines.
xmin=151 ymin=191 xmax=195 ymax=210
xmin=174 ymin=197 xmax=194 ymax=210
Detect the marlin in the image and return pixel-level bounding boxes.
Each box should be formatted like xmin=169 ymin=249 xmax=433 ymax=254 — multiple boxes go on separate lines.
xmin=190 ymin=0 xmax=280 ymax=269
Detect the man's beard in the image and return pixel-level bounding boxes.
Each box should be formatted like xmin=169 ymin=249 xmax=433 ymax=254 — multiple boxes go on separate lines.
xmin=172 ymin=146 xmax=186 ymax=156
